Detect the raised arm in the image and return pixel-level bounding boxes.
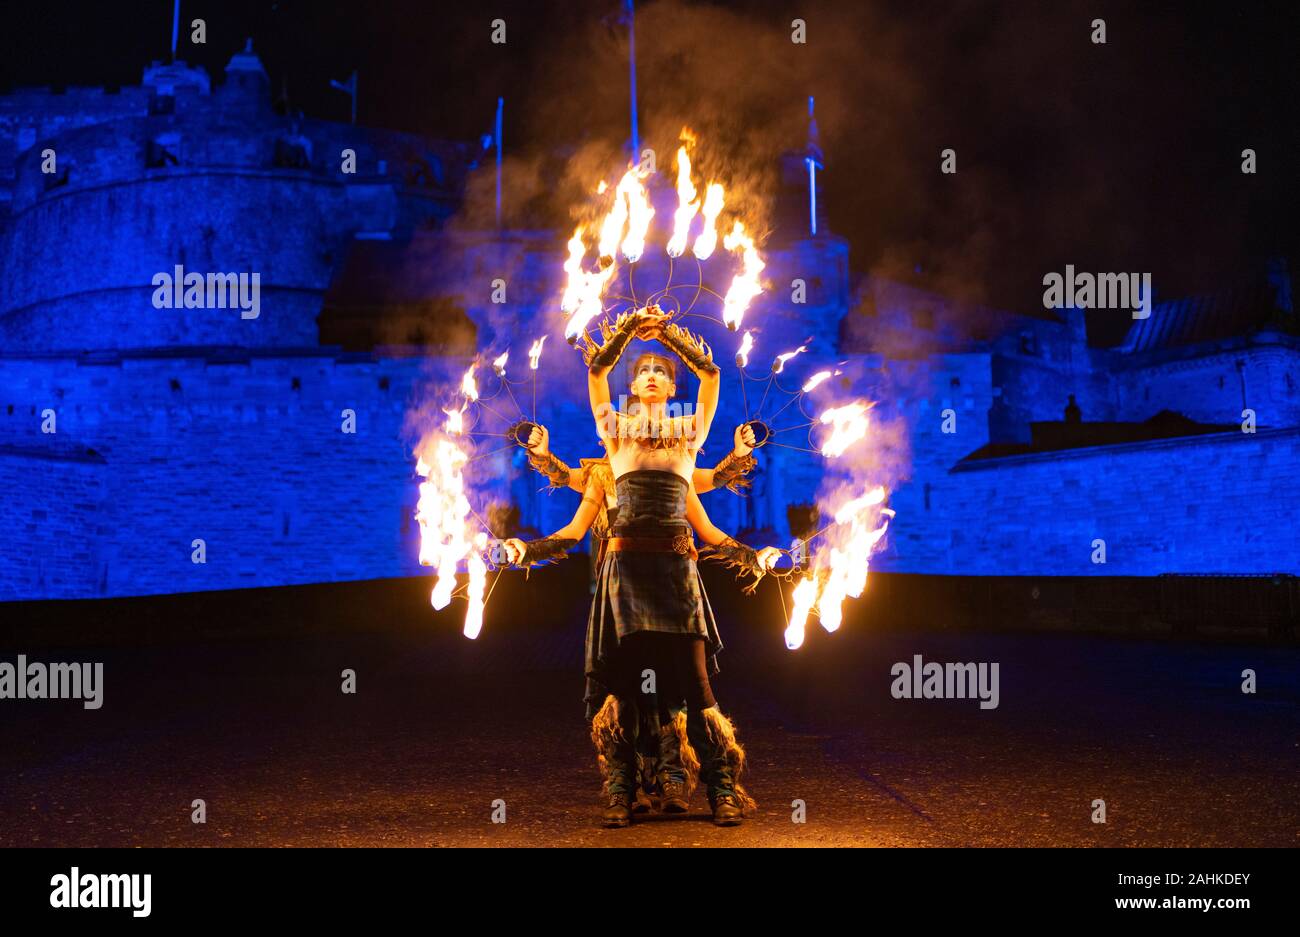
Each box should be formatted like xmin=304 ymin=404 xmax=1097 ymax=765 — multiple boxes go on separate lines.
xmin=584 ymin=310 xmax=645 ymax=446
xmin=691 ymin=424 xmax=757 ymax=494
xmin=525 ymin=423 xmax=585 ymax=494
xmin=502 ymin=476 xmax=605 ymax=566
xmin=655 ymin=321 xmax=720 ymax=451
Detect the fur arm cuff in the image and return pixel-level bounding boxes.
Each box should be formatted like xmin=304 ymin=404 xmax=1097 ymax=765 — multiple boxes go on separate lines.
xmin=583 ymin=311 xmax=641 ymax=374
xmin=656 ymin=322 xmax=720 ymax=377
xmin=702 ymin=536 xmax=764 ymax=594
xmin=710 ymin=450 xmax=757 ymax=493
xmin=527 ymin=450 xmax=571 ymax=488
xmin=521 ymin=535 xmax=578 ymax=566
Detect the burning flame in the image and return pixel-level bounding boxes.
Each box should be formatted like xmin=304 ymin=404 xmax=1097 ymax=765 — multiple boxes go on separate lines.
xmin=443 ymin=403 xmax=466 ymax=435
xmin=692 ymin=183 xmax=725 ymax=260
xmin=785 ymin=576 xmax=819 ymax=650
xmin=666 ymin=137 xmax=699 ymax=258
xmin=818 ymin=401 xmax=870 ymax=458
xmin=492 ymin=351 xmax=508 ymax=377
xmin=415 ymin=432 xmax=486 ymax=635
xmin=802 ymin=370 xmax=832 ymax=392
xmin=528 ymin=336 xmax=546 ymax=370
xmin=773 ymin=344 xmax=807 ymax=374
xmin=785 ymin=486 xmax=893 ymax=649
xmin=460 ymin=364 xmax=479 ymax=402
xmin=561 ymin=226 xmax=616 ymax=342
xmin=736 ymin=330 xmax=754 ymax=368
xmin=599 ymin=166 xmax=655 ymax=263
xmin=721 ymin=220 xmax=765 ymax=330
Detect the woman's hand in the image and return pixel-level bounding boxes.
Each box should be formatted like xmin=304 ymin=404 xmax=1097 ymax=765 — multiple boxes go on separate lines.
xmin=755 ymin=546 xmax=781 ymax=572
xmin=527 ymin=423 xmax=550 ymax=456
xmin=733 ymin=423 xmax=756 ymax=457
xmin=635 ymin=306 xmax=670 ymax=340
xmin=502 ymin=538 xmax=528 ymax=565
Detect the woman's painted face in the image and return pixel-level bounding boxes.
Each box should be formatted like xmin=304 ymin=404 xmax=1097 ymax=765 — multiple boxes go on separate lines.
xmin=632 ymin=358 xmax=674 ymax=400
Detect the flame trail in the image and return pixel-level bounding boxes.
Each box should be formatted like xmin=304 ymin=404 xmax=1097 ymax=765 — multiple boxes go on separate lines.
xmin=802 ymin=370 xmax=832 ymax=392
xmin=492 ymin=350 xmax=509 ymax=377
xmin=773 ymin=344 xmax=807 ymax=374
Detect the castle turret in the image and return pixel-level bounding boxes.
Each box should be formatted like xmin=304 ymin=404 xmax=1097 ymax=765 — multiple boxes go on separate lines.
xmin=217 ymin=39 xmax=271 ymax=114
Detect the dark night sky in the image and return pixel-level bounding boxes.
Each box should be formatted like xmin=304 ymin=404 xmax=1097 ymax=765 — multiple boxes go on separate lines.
xmin=2 ymin=0 xmax=1297 ymax=319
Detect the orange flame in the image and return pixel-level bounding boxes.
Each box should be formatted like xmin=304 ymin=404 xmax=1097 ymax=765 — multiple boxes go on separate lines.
xmin=736 ymin=330 xmax=755 ymax=368
xmin=666 ymin=140 xmax=699 ymax=258
xmin=785 ymin=576 xmax=819 ymax=650
xmin=492 ymin=351 xmax=508 ymax=376
xmin=818 ymin=401 xmax=870 ymax=458
xmin=773 ymin=344 xmax=807 ymax=374
xmin=802 ymin=370 xmax=832 ymax=392
xmin=599 ymin=166 xmax=655 ymax=263
xmin=692 ymin=183 xmax=725 ymax=259
xmin=460 ymin=364 xmax=479 ymax=402
xmin=786 ymin=486 xmax=893 ymax=646
xmin=528 ymin=336 xmax=546 ymax=370
xmin=561 ymin=226 xmax=616 ymax=342
xmin=415 ymin=433 xmax=481 ymax=621
xmin=721 ymin=220 xmax=765 ymax=330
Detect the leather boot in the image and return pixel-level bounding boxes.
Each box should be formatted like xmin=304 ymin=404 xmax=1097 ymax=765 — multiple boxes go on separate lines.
xmin=687 ymin=707 xmax=744 ymax=826
xmin=596 ymin=695 xmax=640 ymax=827
xmin=708 ymin=790 xmax=743 ymax=826
xmin=602 ymin=791 xmax=632 ymax=828
xmin=657 ymin=720 xmax=689 ymax=813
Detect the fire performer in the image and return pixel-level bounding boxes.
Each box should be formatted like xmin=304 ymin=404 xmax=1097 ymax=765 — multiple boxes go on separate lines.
xmin=501 ymin=306 xmax=778 ymax=827
xmin=520 ymin=422 xmax=757 ymax=814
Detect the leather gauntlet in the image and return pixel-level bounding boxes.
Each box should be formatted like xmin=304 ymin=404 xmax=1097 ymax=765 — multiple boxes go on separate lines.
xmin=527 ymin=449 xmax=571 ymax=488
xmin=656 ymin=322 xmax=720 ymax=377
xmin=710 ymin=450 xmax=757 ymax=493
xmin=583 ymin=311 xmax=641 ymax=374
xmin=703 ymin=536 xmax=764 ymax=594
xmin=521 ymin=535 xmax=578 ymax=567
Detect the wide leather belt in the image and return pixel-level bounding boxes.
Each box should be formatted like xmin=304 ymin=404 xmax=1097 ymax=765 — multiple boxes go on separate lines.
xmin=605 ymin=533 xmax=698 ymax=561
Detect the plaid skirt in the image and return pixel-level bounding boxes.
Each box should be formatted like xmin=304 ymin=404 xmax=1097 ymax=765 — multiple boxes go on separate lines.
xmin=583 ymin=534 xmax=723 ymax=721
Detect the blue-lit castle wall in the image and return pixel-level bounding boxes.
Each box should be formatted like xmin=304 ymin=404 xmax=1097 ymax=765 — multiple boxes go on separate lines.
xmin=2 ymin=47 xmax=1298 ymax=601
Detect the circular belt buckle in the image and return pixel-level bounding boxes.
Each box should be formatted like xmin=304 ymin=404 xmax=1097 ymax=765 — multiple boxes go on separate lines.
xmin=672 ymin=533 xmax=692 ymax=556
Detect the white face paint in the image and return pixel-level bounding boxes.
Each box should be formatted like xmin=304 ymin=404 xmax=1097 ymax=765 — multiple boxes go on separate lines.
xmin=632 ymin=356 xmax=674 ymax=402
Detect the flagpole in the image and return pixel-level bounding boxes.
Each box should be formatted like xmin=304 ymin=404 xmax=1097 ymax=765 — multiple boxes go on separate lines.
xmin=495 ymin=97 xmax=504 ymax=228
xmin=171 ymin=0 xmax=180 ymax=61
xmin=625 ymin=0 xmax=639 ymax=158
